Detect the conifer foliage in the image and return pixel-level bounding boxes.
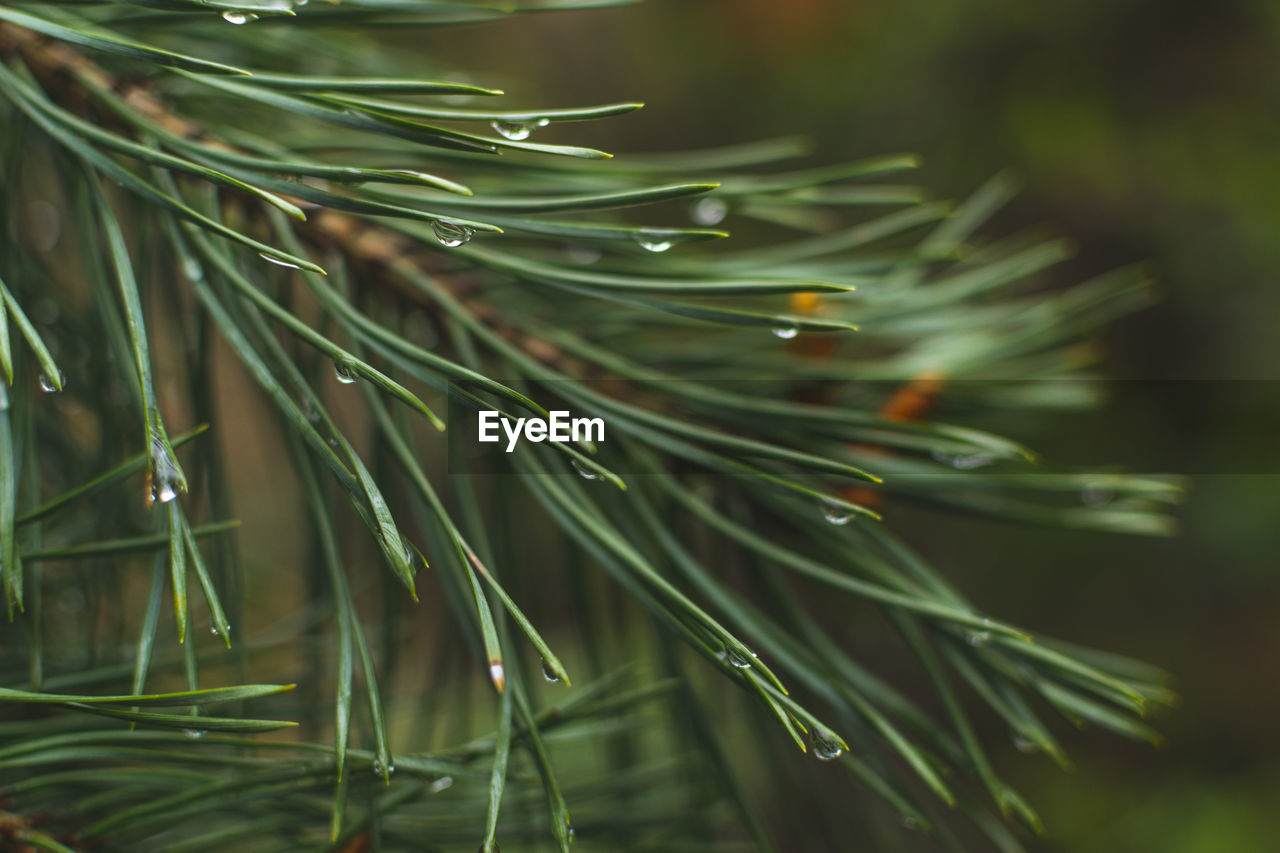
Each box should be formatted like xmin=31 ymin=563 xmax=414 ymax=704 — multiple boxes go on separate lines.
xmin=0 ymin=2 xmax=1178 ymax=850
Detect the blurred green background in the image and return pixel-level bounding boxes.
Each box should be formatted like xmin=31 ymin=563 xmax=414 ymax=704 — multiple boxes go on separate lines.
xmin=408 ymin=1 xmax=1280 ymax=850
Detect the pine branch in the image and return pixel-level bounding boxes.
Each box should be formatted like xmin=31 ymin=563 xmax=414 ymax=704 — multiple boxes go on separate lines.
xmin=0 ymin=4 xmax=1181 ymax=851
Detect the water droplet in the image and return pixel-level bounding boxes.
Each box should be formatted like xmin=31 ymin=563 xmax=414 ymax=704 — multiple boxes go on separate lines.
xmin=566 ymin=826 xmax=575 ymax=845
xmin=811 ymin=731 xmax=844 ymax=761
xmin=428 ymin=775 xmax=453 ymax=793
xmin=39 ymin=369 xmax=65 ymax=393
xmin=490 ymin=118 xmax=548 ymax=141
xmin=571 ymin=459 xmax=601 ymax=480
xmin=716 ymin=648 xmax=752 ymax=666
xmin=1012 ymin=732 xmax=1038 ymax=753
xmin=149 ymin=436 xmax=184 ymax=506
xmin=822 ymin=501 xmax=852 ymax=526
xmin=541 ymin=660 xmax=562 ymax=683
xmin=965 ymin=630 xmax=992 ymax=646
xmin=489 ymin=662 xmax=506 ymax=690
xmin=0 ymin=385 xmax=9 ymax=412
xmin=432 ymin=220 xmax=473 ymax=248
xmin=634 ymin=230 xmax=675 ymax=253
xmin=492 ymin=121 xmax=530 ymax=141
xmin=333 ymin=360 xmax=359 ymax=384
xmin=184 ymin=728 xmax=206 ymax=739
xmin=771 ymin=320 xmax=799 ymax=340
xmin=221 ymin=10 xmax=258 ymax=23
xmin=691 ymin=197 xmax=728 ymax=226
xmin=258 ymin=253 xmax=301 ymax=270
xmin=373 ymin=760 xmax=396 ymax=776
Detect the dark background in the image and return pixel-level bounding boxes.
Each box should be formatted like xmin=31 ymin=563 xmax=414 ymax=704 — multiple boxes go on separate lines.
xmin=400 ymin=2 xmax=1280 ymax=850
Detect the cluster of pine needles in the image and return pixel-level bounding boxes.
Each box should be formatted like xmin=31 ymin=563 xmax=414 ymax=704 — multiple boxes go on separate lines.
xmin=0 ymin=2 xmax=1179 ymax=850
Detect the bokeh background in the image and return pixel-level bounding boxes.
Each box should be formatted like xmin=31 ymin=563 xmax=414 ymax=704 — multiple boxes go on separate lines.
xmin=405 ymin=1 xmax=1280 ymax=850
